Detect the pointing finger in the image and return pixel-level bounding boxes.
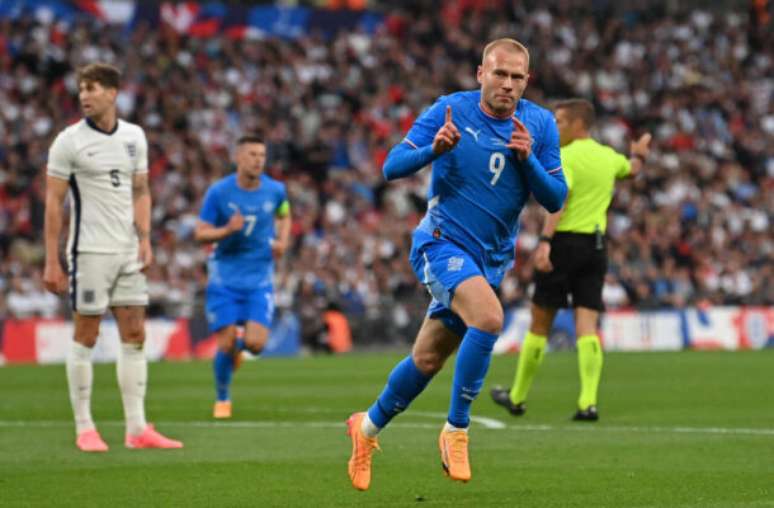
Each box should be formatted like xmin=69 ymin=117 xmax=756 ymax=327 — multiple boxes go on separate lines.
xmin=445 ymin=105 xmax=452 ymax=125
xmin=512 ymin=117 xmax=528 ymax=133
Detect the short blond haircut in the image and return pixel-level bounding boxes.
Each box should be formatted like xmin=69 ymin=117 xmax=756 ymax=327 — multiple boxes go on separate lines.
xmin=481 ymin=38 xmax=530 ymax=69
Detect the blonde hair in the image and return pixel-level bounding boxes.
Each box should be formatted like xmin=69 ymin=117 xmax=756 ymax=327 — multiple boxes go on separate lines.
xmin=481 ymin=38 xmax=530 ymax=68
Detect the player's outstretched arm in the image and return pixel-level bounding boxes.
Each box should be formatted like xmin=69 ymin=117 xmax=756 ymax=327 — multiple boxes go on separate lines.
xmin=43 ymin=175 xmax=69 ymax=294
xmin=383 ymin=106 xmax=460 ymax=181
xmin=194 ymin=210 xmax=244 ymax=244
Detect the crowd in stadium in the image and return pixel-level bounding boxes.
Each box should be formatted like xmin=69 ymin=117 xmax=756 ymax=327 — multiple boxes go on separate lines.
xmin=0 ymin=2 xmax=771 ymax=342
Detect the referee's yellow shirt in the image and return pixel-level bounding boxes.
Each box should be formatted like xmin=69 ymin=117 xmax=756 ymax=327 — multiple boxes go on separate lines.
xmin=556 ymin=138 xmax=630 ymax=234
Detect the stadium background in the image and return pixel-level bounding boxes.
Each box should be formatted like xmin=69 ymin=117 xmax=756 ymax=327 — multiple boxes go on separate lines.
xmin=0 ymin=0 xmax=771 ymax=362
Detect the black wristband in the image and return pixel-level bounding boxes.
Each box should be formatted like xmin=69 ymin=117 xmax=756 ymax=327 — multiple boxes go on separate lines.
xmin=631 ymin=153 xmax=646 ymax=163
xmin=538 ymin=235 xmax=552 ymax=243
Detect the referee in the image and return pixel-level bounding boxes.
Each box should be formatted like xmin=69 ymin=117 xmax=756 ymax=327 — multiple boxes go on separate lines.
xmin=491 ymin=99 xmax=651 ymax=421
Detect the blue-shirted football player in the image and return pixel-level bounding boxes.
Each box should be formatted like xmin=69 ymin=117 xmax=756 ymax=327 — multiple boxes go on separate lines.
xmin=195 ymin=135 xmax=291 ymax=419
xmin=346 ymin=38 xmax=567 ymax=490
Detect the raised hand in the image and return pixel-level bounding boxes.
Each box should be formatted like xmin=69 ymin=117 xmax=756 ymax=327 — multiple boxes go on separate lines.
xmin=227 ymin=208 xmax=245 ymax=234
xmin=431 ymin=106 xmax=461 ymax=155
xmin=630 ymin=132 xmax=652 ymax=158
xmin=507 ymin=117 xmax=532 ymax=161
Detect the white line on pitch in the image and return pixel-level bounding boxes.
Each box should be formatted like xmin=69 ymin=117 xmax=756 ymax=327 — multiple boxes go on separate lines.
xmin=0 ymin=420 xmax=772 ymax=436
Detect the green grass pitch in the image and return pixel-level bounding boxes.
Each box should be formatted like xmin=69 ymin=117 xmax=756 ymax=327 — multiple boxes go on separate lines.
xmin=1 ymin=350 xmax=773 ymax=507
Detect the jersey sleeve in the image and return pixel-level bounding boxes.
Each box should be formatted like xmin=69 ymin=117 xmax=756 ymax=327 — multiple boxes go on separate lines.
xmin=534 ymin=112 xmax=563 ymax=174
xmin=135 ymin=129 xmax=149 ymax=174
xmin=614 ymin=151 xmax=631 ymax=179
xmin=199 ymin=186 xmax=221 ymax=225
xmin=403 ymin=95 xmax=447 ymax=148
xmin=47 ymin=131 xmax=75 ymax=181
xmin=275 ymin=183 xmax=290 ymax=217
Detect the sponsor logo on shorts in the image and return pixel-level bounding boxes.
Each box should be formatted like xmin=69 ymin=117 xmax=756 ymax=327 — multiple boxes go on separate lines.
xmin=447 ymin=256 xmax=464 ymax=272
xmin=83 ymin=289 xmax=95 ymax=303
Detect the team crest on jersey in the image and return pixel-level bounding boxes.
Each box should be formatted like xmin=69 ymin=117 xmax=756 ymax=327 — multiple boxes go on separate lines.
xmin=447 ymin=257 xmax=464 ymax=272
xmin=263 ymin=201 xmax=274 ymax=213
xmin=124 ymin=142 xmax=137 ymax=159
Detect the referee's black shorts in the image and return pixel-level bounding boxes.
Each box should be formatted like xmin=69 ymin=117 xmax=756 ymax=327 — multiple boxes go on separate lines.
xmin=532 ymin=232 xmax=607 ymax=311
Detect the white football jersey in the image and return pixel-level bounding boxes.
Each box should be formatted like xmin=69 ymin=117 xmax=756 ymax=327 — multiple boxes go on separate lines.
xmin=47 ymin=119 xmax=148 ymax=254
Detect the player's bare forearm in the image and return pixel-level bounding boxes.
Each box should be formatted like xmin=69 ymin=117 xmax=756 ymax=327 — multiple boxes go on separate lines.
xmin=272 ymin=214 xmax=291 ymax=258
xmin=132 ymin=174 xmax=151 ymax=240
xmin=44 ymin=176 xmax=69 ymax=262
xmin=194 ymin=221 xmax=234 ymax=243
xmin=275 ymin=215 xmax=291 ymax=247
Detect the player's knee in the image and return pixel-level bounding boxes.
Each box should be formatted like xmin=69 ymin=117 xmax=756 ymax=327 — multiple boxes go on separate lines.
xmin=216 ymin=327 xmax=237 ymax=352
xmin=74 ymin=322 xmax=100 ymax=347
xmin=469 ymin=307 xmax=503 ymax=335
xmin=75 ymin=334 xmax=98 ymax=348
xmin=122 ymin=326 xmax=145 ymax=344
xmin=243 ymin=337 xmax=266 ymax=354
xmin=412 ymin=350 xmax=446 ymax=376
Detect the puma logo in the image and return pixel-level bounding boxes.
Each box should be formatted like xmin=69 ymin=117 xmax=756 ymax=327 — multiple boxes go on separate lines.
xmin=465 ymin=127 xmax=481 ymax=142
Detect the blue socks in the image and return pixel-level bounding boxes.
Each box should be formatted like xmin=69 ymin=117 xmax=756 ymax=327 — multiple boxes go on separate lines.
xmin=365 ymin=327 xmax=499 ymax=431
xmin=448 ymin=327 xmax=499 ymax=428
xmin=367 ymin=355 xmax=433 ymax=428
xmin=213 ymin=350 xmax=234 ymax=402
xmin=213 ymin=340 xmax=247 ymax=401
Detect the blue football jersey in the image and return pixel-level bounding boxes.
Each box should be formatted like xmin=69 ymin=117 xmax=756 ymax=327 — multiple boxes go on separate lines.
xmin=199 ymin=173 xmax=287 ymax=290
xmin=405 ymin=90 xmax=563 ymax=272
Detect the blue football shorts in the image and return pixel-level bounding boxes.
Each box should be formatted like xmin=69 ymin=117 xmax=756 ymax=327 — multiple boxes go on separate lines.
xmin=205 ymin=283 xmax=274 ymax=333
xmin=409 ymin=229 xmax=504 ymax=338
